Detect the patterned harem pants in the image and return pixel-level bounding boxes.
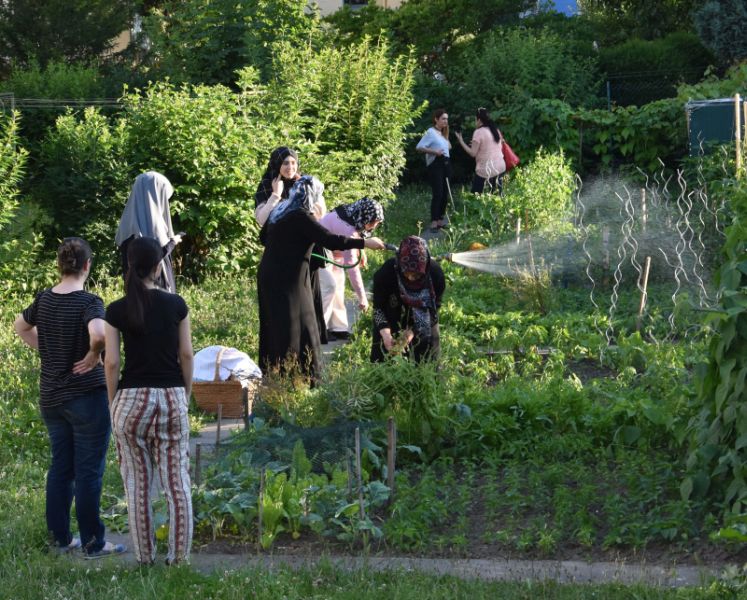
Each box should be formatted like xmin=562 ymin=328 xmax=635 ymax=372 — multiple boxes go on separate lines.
xmin=111 ymin=386 xmax=192 ymax=564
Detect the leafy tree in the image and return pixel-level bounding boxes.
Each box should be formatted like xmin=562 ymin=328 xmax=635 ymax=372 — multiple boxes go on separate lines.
xmin=0 ymin=0 xmax=134 ymax=70
xmin=693 ymin=0 xmax=747 ymax=68
xmin=577 ymin=0 xmax=699 ymax=43
xmin=325 ymin=0 xmax=535 ymax=71
xmin=142 ymin=0 xmax=318 ymax=85
xmin=0 ymin=113 xmax=26 ymax=238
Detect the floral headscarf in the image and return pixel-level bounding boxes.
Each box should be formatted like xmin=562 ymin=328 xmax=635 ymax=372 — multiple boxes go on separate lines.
xmin=335 ymin=197 xmax=384 ymax=237
xmin=395 ymin=236 xmax=437 ymax=341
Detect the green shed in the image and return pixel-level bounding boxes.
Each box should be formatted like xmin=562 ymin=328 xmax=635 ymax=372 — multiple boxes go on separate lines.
xmin=686 ymin=97 xmax=745 ymax=156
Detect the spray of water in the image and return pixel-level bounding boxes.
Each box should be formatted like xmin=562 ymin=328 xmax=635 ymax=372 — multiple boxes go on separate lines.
xmin=439 ymin=168 xmax=727 ymax=339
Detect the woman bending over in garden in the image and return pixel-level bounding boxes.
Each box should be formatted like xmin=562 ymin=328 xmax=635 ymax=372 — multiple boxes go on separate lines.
xmin=455 ymin=107 xmax=506 ymax=195
xmin=115 ymin=171 xmax=183 ymax=293
xmin=416 ymin=108 xmax=451 ymax=232
xmin=104 ymin=237 xmax=193 ymax=566
xmin=371 ymin=235 xmax=445 ymax=363
xmin=318 ymin=197 xmax=384 ymax=340
xmin=14 ymin=237 xmax=126 ymax=558
xmin=257 ymin=176 xmax=385 ymax=380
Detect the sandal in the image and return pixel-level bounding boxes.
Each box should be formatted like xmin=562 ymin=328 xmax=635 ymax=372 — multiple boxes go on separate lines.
xmin=52 ymin=537 xmax=81 ymax=555
xmin=84 ymin=541 xmax=127 ymax=559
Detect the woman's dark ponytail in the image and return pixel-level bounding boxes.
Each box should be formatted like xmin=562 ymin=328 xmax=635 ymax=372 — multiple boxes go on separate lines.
xmin=476 ymin=107 xmax=501 ymax=143
xmin=124 ymin=237 xmax=162 ymax=332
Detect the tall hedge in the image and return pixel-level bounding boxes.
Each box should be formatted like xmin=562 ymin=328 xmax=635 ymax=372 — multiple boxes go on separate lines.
xmin=32 ymin=37 xmax=420 ymax=281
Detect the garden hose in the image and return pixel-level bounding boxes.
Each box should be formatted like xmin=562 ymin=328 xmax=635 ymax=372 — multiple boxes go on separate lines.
xmin=311 ymin=242 xmax=399 ymax=269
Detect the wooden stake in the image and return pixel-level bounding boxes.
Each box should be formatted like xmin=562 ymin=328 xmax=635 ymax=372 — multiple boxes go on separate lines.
xmin=215 ymin=403 xmax=222 ymax=451
xmin=346 ymin=450 xmax=353 ymax=498
xmin=743 ymin=99 xmax=747 ymax=178
xmin=736 ymin=94 xmax=743 ymax=178
xmin=242 ymin=386 xmax=250 ymax=430
xmin=257 ymin=468 xmax=265 ymax=552
xmin=386 ymin=417 xmax=397 ymax=502
xmin=515 ymin=217 xmax=521 ymax=245
xmin=194 ymin=443 xmax=202 ymax=486
xmin=636 ymin=256 xmax=652 ymax=332
xmin=355 ymin=427 xmax=365 ymax=519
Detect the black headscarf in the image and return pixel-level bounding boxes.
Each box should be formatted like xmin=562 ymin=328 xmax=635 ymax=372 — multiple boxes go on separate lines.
xmin=254 ymin=147 xmax=299 ymax=208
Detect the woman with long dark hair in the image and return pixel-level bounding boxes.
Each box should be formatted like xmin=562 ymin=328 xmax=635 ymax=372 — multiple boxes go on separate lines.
xmin=104 ymin=237 xmax=193 ymax=566
xmin=14 ymin=237 xmax=125 ymax=558
xmin=416 ymin=108 xmax=452 ymax=232
xmin=455 ymin=107 xmax=506 ymax=194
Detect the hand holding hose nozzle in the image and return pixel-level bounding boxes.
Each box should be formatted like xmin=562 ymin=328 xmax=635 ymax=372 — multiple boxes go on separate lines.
xmin=384 ymin=243 xmax=398 ymax=252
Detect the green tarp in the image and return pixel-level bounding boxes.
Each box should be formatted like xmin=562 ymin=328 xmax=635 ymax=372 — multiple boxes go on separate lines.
xmin=686 ymin=97 xmax=745 ymax=156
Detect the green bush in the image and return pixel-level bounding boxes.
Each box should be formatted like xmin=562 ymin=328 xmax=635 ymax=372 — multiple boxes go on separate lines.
xmin=447 ymin=27 xmax=602 ymax=111
xmin=142 ymin=0 xmax=318 ymax=85
xmin=503 ymin=148 xmax=575 ymax=230
xmin=36 ymin=108 xmax=131 ymax=276
xmin=30 ymin=36 xmax=420 ymax=280
xmin=0 ymin=112 xmax=51 ymax=296
xmin=264 ymin=37 xmax=421 ymax=207
xmin=687 ymin=180 xmax=747 ymax=514
xmin=0 ymin=60 xmax=108 ymax=145
xmin=599 ymin=33 xmax=715 ymax=106
xmin=123 ymin=81 xmax=264 ymax=277
xmin=600 ymin=32 xmax=713 ymax=79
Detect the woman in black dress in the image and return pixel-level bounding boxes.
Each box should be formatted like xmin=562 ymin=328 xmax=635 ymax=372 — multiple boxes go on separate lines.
xmin=258 ymin=176 xmax=384 ymax=379
xmin=254 ymin=147 xmax=329 ymax=344
xmin=370 ymin=235 xmax=446 ymax=363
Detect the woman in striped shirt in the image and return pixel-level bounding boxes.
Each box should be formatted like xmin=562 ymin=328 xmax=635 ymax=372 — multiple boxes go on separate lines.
xmin=14 ymin=237 xmax=125 ymax=558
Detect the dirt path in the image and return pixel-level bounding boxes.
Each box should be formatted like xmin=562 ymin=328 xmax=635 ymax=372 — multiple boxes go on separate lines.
xmin=92 ymin=532 xmax=721 ymax=587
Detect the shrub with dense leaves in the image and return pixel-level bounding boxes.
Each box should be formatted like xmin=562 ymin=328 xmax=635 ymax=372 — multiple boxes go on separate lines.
xmin=263 ymin=37 xmax=421 ymax=207
xmin=31 ymin=36 xmax=420 ymax=279
xmin=142 ymin=0 xmax=318 ymax=85
xmin=687 ymin=180 xmax=747 ymax=514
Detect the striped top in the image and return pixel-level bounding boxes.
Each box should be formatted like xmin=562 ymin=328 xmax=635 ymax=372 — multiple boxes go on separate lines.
xmin=22 ymin=289 xmax=106 ymax=408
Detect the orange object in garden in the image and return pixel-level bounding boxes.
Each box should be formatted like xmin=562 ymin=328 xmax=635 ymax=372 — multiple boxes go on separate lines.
xmin=469 ymin=242 xmax=486 ymax=251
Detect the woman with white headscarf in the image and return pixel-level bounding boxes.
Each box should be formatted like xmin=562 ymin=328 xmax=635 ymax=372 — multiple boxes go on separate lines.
xmin=257 ymin=176 xmax=385 ymax=380
xmin=115 ymin=172 xmax=182 ymax=293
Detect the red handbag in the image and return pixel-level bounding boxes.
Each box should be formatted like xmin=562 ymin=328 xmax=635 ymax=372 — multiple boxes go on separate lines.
xmin=502 ymin=140 xmax=520 ymax=171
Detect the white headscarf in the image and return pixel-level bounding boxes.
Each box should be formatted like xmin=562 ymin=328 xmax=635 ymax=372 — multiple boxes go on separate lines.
xmin=115 ymin=172 xmax=175 ymax=247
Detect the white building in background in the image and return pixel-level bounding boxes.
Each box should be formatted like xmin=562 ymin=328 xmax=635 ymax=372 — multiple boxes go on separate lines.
xmin=313 ymin=0 xmax=403 ymax=17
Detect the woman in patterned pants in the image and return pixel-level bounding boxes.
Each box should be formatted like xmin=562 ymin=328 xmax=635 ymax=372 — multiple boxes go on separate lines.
xmin=104 ymin=237 xmax=194 ymax=565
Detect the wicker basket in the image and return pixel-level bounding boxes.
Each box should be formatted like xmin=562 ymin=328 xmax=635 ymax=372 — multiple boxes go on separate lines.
xmin=192 ymin=347 xmax=259 ymax=418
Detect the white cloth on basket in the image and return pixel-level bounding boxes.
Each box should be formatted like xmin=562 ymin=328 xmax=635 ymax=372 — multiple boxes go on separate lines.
xmin=193 ymin=345 xmax=262 ymax=386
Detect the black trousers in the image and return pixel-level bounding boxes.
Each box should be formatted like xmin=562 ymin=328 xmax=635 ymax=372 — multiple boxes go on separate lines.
xmin=471 ymin=173 xmax=504 ymax=195
xmin=427 ymin=157 xmax=450 ymax=222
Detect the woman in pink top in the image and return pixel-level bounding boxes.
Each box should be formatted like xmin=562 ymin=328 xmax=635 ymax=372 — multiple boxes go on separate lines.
xmin=318 ymin=197 xmax=384 ymax=340
xmin=455 ymin=107 xmax=506 ymax=195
